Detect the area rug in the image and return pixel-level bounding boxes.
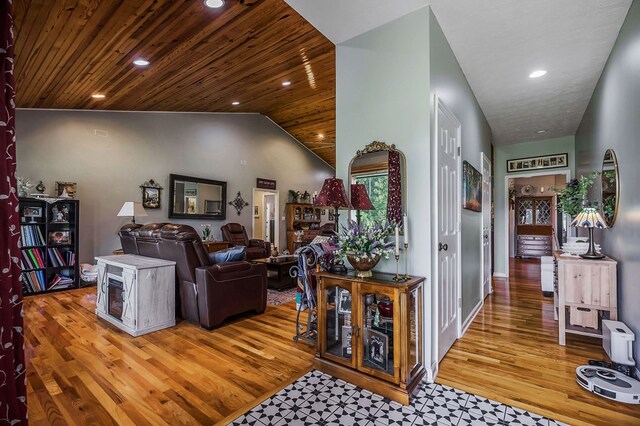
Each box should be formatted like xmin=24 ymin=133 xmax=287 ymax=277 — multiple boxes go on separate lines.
xmin=267 ymin=287 xmax=297 ymax=306
xmin=229 ymin=370 xmax=569 ymax=426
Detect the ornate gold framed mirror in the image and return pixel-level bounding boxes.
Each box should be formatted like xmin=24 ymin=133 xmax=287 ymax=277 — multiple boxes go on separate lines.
xmin=348 ymin=141 xmax=406 ymax=226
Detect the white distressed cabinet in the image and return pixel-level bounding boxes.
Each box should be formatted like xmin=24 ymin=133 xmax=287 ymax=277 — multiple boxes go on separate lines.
xmin=95 ymin=254 xmax=176 ymax=336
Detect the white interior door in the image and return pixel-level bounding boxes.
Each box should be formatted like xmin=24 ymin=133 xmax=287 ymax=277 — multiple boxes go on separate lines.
xmin=436 ymin=100 xmax=461 ymax=362
xmin=481 ymin=153 xmax=492 ymax=298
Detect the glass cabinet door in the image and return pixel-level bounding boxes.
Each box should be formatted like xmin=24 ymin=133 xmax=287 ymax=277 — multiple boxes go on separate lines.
xmin=408 ymin=286 xmax=423 ymax=381
xmin=358 ymin=287 xmax=397 ymax=381
xmin=322 ymin=284 xmax=355 ymax=366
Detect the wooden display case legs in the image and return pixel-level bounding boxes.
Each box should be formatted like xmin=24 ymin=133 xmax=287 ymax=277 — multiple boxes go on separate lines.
xmin=313 ymin=356 xmax=426 ymax=405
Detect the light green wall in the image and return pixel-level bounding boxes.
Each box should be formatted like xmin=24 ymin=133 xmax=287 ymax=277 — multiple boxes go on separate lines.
xmin=336 ymin=7 xmax=492 ymax=374
xmin=429 ymin=11 xmax=492 ymax=324
xmin=494 ymin=136 xmax=575 ymax=275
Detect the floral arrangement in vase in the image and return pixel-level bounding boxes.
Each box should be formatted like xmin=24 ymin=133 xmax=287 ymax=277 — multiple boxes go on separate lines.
xmin=201 ymin=224 xmax=212 ymax=241
xmin=336 ymin=220 xmax=395 ymax=277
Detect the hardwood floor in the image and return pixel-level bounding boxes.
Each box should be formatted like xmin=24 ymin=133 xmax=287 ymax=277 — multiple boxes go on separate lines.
xmin=438 ymin=258 xmax=640 ymax=426
xmin=24 ymin=260 xmax=640 ymax=425
xmin=24 ymin=290 xmax=315 ymax=425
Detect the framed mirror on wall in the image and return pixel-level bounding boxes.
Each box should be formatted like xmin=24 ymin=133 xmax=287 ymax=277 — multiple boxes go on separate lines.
xmin=168 ymin=174 xmax=227 ymax=220
xmin=601 ymin=149 xmax=619 ymax=227
xmin=348 ymin=141 xmax=407 ymax=227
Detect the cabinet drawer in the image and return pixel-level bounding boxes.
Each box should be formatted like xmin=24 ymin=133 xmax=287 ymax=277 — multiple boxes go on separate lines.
xmin=518 ymin=235 xmax=550 ymax=242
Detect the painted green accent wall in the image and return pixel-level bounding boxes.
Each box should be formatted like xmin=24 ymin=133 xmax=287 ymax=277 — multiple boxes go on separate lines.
xmin=493 ymin=136 xmax=575 ymax=276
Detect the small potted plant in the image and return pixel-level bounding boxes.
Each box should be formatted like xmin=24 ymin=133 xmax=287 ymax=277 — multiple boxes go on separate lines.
xmin=552 ymin=171 xmax=599 ymax=218
xmin=336 ymin=220 xmax=395 ymax=277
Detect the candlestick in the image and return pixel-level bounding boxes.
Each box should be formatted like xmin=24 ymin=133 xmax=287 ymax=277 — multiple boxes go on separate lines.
xmin=395 ymin=224 xmax=400 ymax=256
xmin=403 ymin=214 xmax=409 ymax=246
xmin=393 ymin=254 xmax=402 ymax=281
xmin=403 ymin=242 xmax=410 ymax=280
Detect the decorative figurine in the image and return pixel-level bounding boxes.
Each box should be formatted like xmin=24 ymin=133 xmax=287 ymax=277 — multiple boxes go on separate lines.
xmin=35 ymin=180 xmax=46 ymax=193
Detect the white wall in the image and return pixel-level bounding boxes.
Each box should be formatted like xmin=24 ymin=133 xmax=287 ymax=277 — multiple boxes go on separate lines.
xmin=16 ymin=109 xmax=333 ymax=263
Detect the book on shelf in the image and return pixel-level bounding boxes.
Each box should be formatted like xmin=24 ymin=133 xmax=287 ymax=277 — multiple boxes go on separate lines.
xmin=21 ymin=248 xmax=45 ymax=269
xmin=20 ymin=270 xmax=45 ymax=293
xmin=20 ymin=225 xmax=45 ymax=246
xmin=49 ymin=274 xmax=74 ymax=290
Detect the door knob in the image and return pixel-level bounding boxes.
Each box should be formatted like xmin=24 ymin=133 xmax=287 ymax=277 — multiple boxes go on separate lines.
xmin=438 ymin=243 xmax=448 ymax=252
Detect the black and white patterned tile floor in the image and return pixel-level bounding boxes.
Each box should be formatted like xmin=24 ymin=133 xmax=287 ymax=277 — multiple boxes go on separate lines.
xmin=229 ymin=370 xmax=570 ymax=426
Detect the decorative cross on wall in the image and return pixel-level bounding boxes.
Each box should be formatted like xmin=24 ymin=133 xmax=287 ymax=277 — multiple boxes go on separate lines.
xmin=229 ymin=191 xmax=249 ymax=216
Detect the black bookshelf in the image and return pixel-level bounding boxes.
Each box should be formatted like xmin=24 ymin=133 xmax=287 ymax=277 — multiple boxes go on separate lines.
xmin=19 ymin=197 xmax=80 ymax=295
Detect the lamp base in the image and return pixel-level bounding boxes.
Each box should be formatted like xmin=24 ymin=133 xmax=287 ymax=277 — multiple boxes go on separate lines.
xmin=579 ymin=252 xmax=605 ymax=260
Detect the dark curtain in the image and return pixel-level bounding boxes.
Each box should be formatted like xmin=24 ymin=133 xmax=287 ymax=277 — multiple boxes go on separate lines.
xmin=1 ymin=0 xmax=28 ymax=423
xmin=387 ymin=150 xmax=403 ymax=226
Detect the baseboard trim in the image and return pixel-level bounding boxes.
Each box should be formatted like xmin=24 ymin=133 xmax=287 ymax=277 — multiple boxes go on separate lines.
xmin=493 ymin=272 xmax=508 ymax=278
xmin=461 ymin=299 xmax=483 ymax=337
xmin=426 ymin=361 xmax=438 ymax=382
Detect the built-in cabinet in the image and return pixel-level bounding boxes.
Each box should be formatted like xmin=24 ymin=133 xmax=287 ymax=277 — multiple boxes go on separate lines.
xmin=554 ymin=252 xmax=618 ymax=346
xmin=516 ymin=197 xmax=553 ymax=257
xmin=315 ymin=271 xmax=425 ymax=405
xmin=285 ymin=203 xmax=333 ymax=253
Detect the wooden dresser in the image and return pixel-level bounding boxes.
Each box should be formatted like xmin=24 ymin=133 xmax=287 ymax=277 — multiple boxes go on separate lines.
xmin=314 ymin=271 xmax=425 ymax=405
xmin=517 ymin=234 xmax=552 ymax=257
xmin=553 ymin=252 xmax=617 ymax=346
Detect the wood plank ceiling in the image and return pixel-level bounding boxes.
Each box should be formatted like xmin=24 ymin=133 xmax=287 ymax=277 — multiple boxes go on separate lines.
xmin=13 ymin=0 xmax=336 ymax=166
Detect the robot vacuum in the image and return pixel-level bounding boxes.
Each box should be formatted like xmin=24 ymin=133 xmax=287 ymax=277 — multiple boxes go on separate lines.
xmin=576 ymin=366 xmax=640 ymax=404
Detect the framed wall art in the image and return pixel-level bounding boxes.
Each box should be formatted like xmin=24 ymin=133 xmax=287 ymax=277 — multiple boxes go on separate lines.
xmin=506 ymin=153 xmax=568 ymax=173
xmin=55 ymin=181 xmax=77 ymax=198
xmin=462 ymin=161 xmax=482 ymax=212
xmin=140 ymin=179 xmax=163 ymax=209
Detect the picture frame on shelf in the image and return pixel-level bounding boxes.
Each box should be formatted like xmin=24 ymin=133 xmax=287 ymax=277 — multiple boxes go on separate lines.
xmin=337 ymin=289 xmax=352 ymax=314
xmin=364 ymin=328 xmax=388 ymax=371
xmin=140 ymin=179 xmax=163 ymax=209
xmin=342 ymin=325 xmax=353 ymax=357
xmin=49 ymin=231 xmax=70 ymax=245
xmin=506 ymin=153 xmax=568 ymax=173
xmin=22 ymin=206 xmax=42 ymax=223
xmin=55 ymin=181 xmax=77 ymax=198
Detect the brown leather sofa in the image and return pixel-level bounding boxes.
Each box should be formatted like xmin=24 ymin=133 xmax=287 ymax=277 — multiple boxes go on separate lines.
xmin=119 ymin=223 xmax=267 ymax=329
xmin=221 ymin=223 xmax=271 ymax=260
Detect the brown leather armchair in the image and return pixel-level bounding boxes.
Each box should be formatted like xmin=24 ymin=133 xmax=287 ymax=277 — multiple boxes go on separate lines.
xmin=119 ymin=223 xmax=267 ymax=329
xmin=221 ymin=223 xmax=271 ymax=260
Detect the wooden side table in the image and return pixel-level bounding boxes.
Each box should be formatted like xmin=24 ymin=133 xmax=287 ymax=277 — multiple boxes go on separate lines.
xmin=202 ymin=241 xmax=233 ymax=253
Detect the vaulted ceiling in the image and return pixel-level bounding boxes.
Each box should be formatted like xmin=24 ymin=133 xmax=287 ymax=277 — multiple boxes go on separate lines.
xmin=13 ymin=0 xmax=336 ymax=166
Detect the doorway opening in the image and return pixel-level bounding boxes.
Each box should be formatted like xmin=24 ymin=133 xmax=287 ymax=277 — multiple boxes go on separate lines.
xmin=507 ymin=173 xmax=569 ymax=265
xmin=252 ymin=189 xmax=279 ymax=250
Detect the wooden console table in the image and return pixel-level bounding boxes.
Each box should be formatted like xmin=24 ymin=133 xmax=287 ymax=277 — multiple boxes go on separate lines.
xmin=95 ymin=255 xmax=176 ymax=336
xmin=315 ymin=271 xmax=425 ymax=405
xmin=554 ymin=252 xmax=617 ymax=346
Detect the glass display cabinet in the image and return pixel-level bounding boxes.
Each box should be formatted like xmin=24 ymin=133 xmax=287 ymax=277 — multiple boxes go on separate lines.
xmin=316 ymin=271 xmax=425 ymax=405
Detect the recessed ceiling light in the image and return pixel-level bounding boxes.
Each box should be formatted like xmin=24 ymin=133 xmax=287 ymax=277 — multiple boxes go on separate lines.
xmin=231 ymin=101 xmax=240 ymax=106
xmin=529 ymin=70 xmax=547 ymax=78
xmin=133 ymin=58 xmax=150 ymax=67
xmin=91 ymin=94 xmax=106 ymax=99
xmin=317 ymin=134 xmax=324 ymax=139
xmin=204 ymin=0 xmax=224 ymax=8
xmin=282 ymin=81 xmax=291 ymax=87
xmin=536 ymin=129 xmax=548 ymax=134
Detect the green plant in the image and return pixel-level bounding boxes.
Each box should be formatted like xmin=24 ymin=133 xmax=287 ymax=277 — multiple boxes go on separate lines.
xmin=551 ymin=171 xmax=599 ymax=217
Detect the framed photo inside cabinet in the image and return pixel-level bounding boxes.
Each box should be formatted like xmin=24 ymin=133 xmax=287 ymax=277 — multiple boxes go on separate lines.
xmin=337 ymin=289 xmax=352 ymax=314
xmin=364 ymin=328 xmax=388 ymax=371
xmin=342 ymin=325 xmax=353 ymax=357
xmin=49 ymin=231 xmax=70 ymax=245
xmin=22 ymin=206 xmax=42 ymax=222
